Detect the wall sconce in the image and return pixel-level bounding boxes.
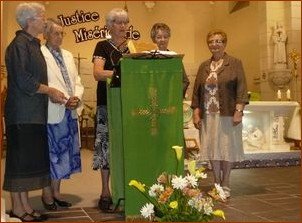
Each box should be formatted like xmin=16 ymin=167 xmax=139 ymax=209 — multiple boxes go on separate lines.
xmin=144 ymin=1 xmax=156 ymax=11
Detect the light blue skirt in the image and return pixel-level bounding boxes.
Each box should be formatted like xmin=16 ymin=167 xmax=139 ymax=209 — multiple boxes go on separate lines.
xmin=47 ymin=109 xmax=81 ymax=179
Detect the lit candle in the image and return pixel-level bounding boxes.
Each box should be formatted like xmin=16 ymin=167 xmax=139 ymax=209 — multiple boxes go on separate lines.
xmin=286 ymin=89 xmax=291 ymax=100
xmin=277 ymin=90 xmax=281 ymax=100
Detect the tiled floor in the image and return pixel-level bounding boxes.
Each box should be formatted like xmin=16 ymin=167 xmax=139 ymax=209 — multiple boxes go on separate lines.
xmin=1 ymin=149 xmax=301 ymax=222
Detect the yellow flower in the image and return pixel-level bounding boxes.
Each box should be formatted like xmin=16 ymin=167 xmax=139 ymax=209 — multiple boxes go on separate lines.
xmin=195 ymin=166 xmax=206 ymax=176
xmin=129 ymin=180 xmax=146 ymax=192
xmin=212 ymin=209 xmax=225 ymax=220
xmin=187 ymin=160 xmax=196 ymax=175
xmin=172 ymin=145 xmax=183 ymax=160
xmin=169 ymin=201 xmax=178 ymax=209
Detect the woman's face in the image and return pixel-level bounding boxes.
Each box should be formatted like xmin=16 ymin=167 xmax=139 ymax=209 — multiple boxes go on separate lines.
xmin=207 ymin=34 xmax=226 ymax=55
xmin=110 ymin=17 xmax=129 ymax=39
xmin=29 ymin=11 xmax=46 ymax=34
xmin=154 ymin=29 xmax=170 ymax=51
xmin=46 ymin=24 xmax=64 ymax=49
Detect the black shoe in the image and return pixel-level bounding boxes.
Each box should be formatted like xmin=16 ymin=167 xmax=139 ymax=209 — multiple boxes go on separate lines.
xmin=54 ymin=197 xmax=72 ymax=207
xmin=41 ymin=197 xmax=57 ymax=211
xmin=9 ymin=211 xmax=39 ymax=222
xmin=27 ymin=210 xmax=48 ymax=221
xmin=98 ymin=196 xmax=113 ymax=211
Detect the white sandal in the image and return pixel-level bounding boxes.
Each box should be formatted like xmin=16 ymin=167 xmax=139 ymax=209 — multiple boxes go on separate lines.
xmin=222 ymin=186 xmax=231 ymax=198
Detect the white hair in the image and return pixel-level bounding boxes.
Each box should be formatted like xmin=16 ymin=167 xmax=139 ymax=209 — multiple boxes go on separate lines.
xmin=43 ymin=18 xmax=62 ymax=38
xmin=16 ymin=2 xmax=45 ymax=29
xmin=106 ymin=8 xmax=129 ymax=28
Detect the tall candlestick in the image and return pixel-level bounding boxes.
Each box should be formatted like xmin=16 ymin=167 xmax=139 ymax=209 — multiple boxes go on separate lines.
xmin=286 ymin=89 xmax=291 ymax=100
xmin=277 ymin=90 xmax=281 ymax=100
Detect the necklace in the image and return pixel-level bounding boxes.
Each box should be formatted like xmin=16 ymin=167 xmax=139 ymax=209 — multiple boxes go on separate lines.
xmin=108 ymin=39 xmax=128 ymax=53
xmin=210 ymin=59 xmax=223 ymax=71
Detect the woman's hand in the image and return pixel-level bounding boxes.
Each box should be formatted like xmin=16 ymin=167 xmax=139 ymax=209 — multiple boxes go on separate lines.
xmin=47 ymin=87 xmax=67 ymax=104
xmin=193 ymin=108 xmax=202 ymax=130
xmin=233 ymin=110 xmax=243 ymax=126
xmin=37 ymin=84 xmax=67 ymax=104
xmin=65 ymin=96 xmax=80 ymax=110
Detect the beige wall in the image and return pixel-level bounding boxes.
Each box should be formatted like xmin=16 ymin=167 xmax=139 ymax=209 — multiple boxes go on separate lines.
xmin=1 ymin=1 xmax=300 ymax=110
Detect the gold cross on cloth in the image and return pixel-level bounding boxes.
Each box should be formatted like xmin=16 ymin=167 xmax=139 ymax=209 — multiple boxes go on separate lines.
xmin=131 ymin=87 xmax=176 ymax=135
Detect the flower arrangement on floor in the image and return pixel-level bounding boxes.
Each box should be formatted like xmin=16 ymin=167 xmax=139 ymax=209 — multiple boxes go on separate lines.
xmin=129 ymin=145 xmax=226 ymax=222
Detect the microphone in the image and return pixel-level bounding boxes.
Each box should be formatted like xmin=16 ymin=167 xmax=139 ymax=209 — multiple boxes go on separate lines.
xmin=109 ymin=38 xmax=128 ymax=88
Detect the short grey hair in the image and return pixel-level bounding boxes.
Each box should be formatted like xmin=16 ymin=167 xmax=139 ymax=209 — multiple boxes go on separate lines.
xmin=150 ymin=23 xmax=171 ymax=42
xmin=43 ymin=18 xmax=62 ymax=38
xmin=106 ymin=8 xmax=129 ymax=28
xmin=16 ymin=2 xmax=45 ymax=29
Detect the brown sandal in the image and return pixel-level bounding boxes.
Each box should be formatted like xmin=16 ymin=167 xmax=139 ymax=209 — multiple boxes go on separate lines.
xmin=9 ymin=211 xmax=39 ymax=222
xmin=98 ymin=196 xmax=113 ymax=211
xmin=27 ymin=210 xmax=48 ymax=221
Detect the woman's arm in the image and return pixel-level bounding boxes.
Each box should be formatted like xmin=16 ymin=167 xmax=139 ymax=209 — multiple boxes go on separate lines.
xmin=93 ymin=58 xmax=114 ymax=81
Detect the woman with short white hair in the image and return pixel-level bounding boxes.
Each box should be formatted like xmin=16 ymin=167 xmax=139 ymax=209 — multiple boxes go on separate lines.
xmin=41 ymin=18 xmax=84 ymax=210
xmin=92 ymin=8 xmax=130 ymax=211
xmin=3 ymin=2 xmax=66 ymax=222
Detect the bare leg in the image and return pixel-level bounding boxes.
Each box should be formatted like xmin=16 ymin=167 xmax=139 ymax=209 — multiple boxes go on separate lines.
xmin=210 ymin=160 xmax=221 ymax=185
xmin=51 ymin=179 xmax=71 ymax=207
xmin=11 ymin=192 xmax=25 ymax=215
xmin=52 ymin=179 xmax=62 ymax=200
xmin=221 ymin=161 xmax=232 ymax=187
xmin=12 ymin=192 xmax=34 ymax=221
xmin=42 ymin=186 xmax=54 ymax=203
xmin=101 ymin=169 xmax=111 ymax=197
xmin=98 ymin=168 xmax=112 ymax=210
xmin=20 ymin=191 xmax=32 ymax=213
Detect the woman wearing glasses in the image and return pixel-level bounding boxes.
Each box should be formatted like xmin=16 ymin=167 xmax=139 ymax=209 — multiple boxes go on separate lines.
xmin=92 ymin=8 xmax=129 ymax=211
xmin=150 ymin=23 xmax=189 ymax=98
xmin=3 ymin=3 xmax=66 ymax=222
xmin=41 ymin=18 xmax=84 ymax=210
xmin=191 ymin=29 xmax=248 ymax=199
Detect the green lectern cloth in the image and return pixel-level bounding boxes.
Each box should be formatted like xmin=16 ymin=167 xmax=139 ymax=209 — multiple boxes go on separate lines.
xmin=107 ymin=87 xmax=124 ymax=206
xmin=108 ymin=56 xmax=184 ymax=217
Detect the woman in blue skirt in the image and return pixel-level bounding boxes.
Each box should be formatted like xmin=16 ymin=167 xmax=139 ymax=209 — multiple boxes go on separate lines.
xmin=41 ymin=18 xmax=84 ymax=210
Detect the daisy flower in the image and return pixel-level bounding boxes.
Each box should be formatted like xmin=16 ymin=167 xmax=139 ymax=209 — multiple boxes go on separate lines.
xmin=171 ymin=175 xmax=188 ymax=190
xmin=185 ymin=174 xmax=198 ymax=188
xmin=148 ymin=184 xmax=164 ymax=197
xmin=140 ymin=203 xmax=154 ymax=220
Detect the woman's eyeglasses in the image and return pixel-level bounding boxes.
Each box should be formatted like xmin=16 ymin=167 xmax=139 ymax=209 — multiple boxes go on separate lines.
xmin=208 ymin=39 xmax=224 ymax=45
xmin=52 ymin=31 xmax=66 ymax=37
xmin=113 ymin=20 xmax=129 ymax=26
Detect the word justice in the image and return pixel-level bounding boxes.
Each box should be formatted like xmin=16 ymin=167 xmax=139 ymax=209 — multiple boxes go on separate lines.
xmin=58 ymin=10 xmax=100 ymax=26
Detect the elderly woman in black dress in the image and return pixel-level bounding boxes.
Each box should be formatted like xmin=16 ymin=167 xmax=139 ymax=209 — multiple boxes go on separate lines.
xmin=3 ymin=2 xmax=66 ymax=222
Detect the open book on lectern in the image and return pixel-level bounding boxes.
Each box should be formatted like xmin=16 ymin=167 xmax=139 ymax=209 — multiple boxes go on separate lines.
xmin=110 ymin=40 xmax=184 ymax=87
xmin=125 ymin=40 xmax=184 ymax=59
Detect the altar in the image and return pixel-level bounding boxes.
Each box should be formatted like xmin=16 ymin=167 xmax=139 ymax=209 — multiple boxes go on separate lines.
xmin=183 ymin=101 xmax=301 ymax=157
xmin=243 ymin=101 xmax=301 ymax=153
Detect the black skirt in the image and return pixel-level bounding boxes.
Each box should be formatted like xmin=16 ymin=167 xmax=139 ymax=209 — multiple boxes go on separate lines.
xmin=3 ymin=124 xmax=50 ymax=192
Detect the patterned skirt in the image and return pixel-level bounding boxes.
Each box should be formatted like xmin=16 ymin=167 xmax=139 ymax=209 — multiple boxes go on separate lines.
xmin=47 ymin=109 xmax=81 ymax=179
xmin=92 ymin=105 xmax=109 ymax=170
xmin=200 ymin=114 xmax=245 ymax=162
